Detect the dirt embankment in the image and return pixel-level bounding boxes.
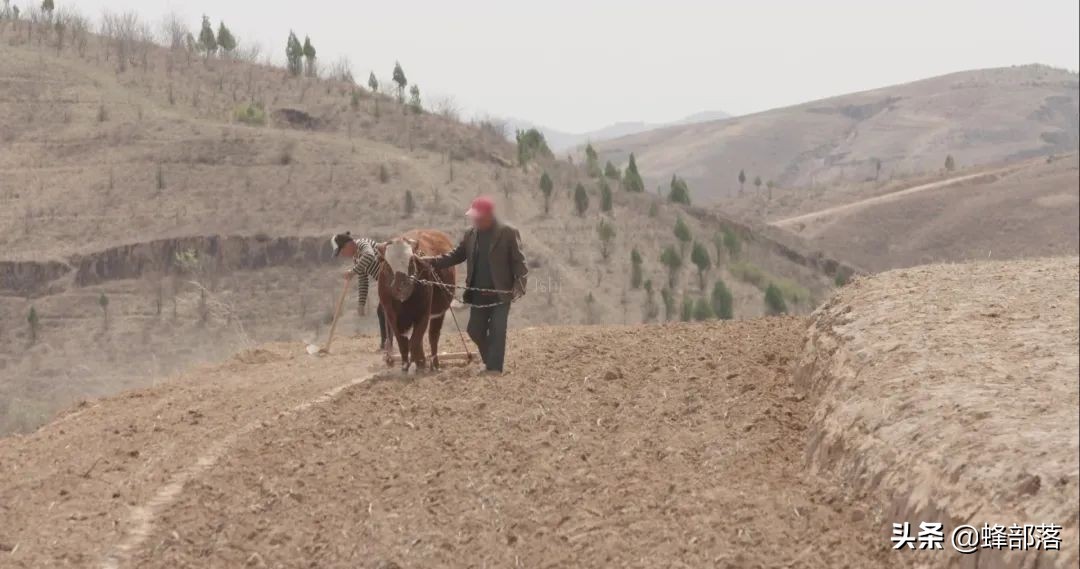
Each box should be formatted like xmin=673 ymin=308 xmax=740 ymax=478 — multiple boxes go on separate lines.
xmin=795 ymin=257 xmax=1080 ymax=568
xmin=0 ymin=234 xmax=332 ymax=297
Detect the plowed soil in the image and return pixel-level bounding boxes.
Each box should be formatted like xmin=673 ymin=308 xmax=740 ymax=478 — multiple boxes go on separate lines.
xmin=1 ymin=319 xmax=893 ymax=568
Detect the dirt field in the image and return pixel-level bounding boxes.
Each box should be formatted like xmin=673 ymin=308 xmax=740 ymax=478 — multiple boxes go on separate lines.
xmin=0 ymin=320 xmax=894 ymax=568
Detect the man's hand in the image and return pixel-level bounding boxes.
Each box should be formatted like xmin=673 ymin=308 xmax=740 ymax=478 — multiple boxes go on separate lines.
xmin=512 ymin=279 xmax=526 ymax=300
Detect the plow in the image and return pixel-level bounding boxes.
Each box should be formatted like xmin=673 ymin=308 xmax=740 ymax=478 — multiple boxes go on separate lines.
xmin=306 ymin=271 xmax=477 ymax=367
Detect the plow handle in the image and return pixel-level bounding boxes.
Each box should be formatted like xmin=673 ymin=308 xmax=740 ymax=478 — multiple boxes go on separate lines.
xmin=323 ymin=276 xmax=351 ymax=353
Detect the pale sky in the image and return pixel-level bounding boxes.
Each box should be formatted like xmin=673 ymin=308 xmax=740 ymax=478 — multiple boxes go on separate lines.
xmin=68 ymin=0 xmax=1080 ymax=133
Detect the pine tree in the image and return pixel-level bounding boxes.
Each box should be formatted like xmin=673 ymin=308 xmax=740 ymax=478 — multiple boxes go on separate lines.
xmin=764 ymin=283 xmax=787 ymax=315
xmin=604 ymin=161 xmax=620 ymax=180
xmin=599 ymin=178 xmax=613 ymax=213
xmin=643 ymin=279 xmax=659 ymax=321
xmin=630 ymin=248 xmax=643 ymax=289
xmin=722 ymin=228 xmax=741 ymax=259
xmin=216 ymin=22 xmax=237 ymax=56
xmin=286 ymin=32 xmax=303 ymax=76
xmin=680 ymin=297 xmax=694 ymax=322
xmin=945 ymin=154 xmax=956 ymax=172
xmin=574 ymin=183 xmax=589 ymax=216
xmin=197 ymin=15 xmax=217 ymax=60
xmin=367 ymin=72 xmax=379 ymax=93
xmin=660 ymin=245 xmax=682 ymax=288
xmin=668 ymin=174 xmax=691 ymax=205
xmin=27 ymin=306 xmax=39 ymax=345
xmin=539 ymin=172 xmax=554 ymax=215
xmin=754 ymin=175 xmax=762 ymax=193
xmin=738 ymin=169 xmax=746 ymax=195
xmin=302 ymin=36 xmax=317 ymax=76
xmin=660 ymin=287 xmax=675 ymax=321
xmin=690 ymin=241 xmax=711 ymax=289
xmin=585 ymin=144 xmax=601 ymax=177
xmin=622 ymin=153 xmax=645 ymax=193
xmin=711 ymin=279 xmax=734 ymax=320
xmin=41 ymin=0 xmax=53 ymax=16
xmin=597 ymin=219 xmax=616 ymax=260
xmin=404 ymin=190 xmax=416 ymax=216
xmin=98 ymin=292 xmax=110 ymax=329
xmin=693 ymin=297 xmax=714 ymax=321
xmin=673 ymin=216 xmax=692 ymax=255
xmin=392 ymin=61 xmax=407 ymax=102
xmin=407 ymin=84 xmax=422 ymax=113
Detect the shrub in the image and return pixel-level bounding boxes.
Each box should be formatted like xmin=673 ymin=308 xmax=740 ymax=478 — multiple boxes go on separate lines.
xmin=693 ymin=297 xmax=714 ymax=321
xmin=604 ymin=161 xmax=621 ymax=180
xmin=234 ymin=102 xmax=267 ymax=126
xmin=722 ymin=228 xmax=741 ymax=259
xmin=574 ymin=183 xmax=589 ymax=216
xmin=668 ymin=174 xmax=691 ymax=205
xmin=680 ymin=297 xmax=694 ymax=322
xmin=729 ymin=260 xmax=767 ymax=288
xmin=764 ymin=283 xmax=787 ymax=315
xmin=378 ymin=163 xmax=391 ymax=183
xmin=515 ymin=128 xmax=552 ymax=166
xmin=711 ymin=279 xmax=734 ymax=320
xmin=622 ymin=153 xmax=645 ymax=193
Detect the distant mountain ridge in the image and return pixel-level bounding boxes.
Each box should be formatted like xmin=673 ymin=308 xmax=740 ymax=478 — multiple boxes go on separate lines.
xmin=593 ymin=64 xmax=1079 ymax=204
xmin=505 ymin=110 xmax=731 ymax=152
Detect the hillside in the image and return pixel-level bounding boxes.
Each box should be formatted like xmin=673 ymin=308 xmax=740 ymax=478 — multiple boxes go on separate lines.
xmin=593 ymin=66 xmax=1079 ymax=203
xmin=505 ymin=110 xmax=730 ymax=152
xmin=770 ymin=153 xmax=1080 ymax=271
xmin=1 ymin=257 xmax=1075 ymax=568
xmin=0 ymin=16 xmax=843 ymax=434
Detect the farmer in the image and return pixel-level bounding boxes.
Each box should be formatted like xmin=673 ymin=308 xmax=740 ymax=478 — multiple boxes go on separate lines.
xmin=420 ymin=196 xmax=527 ymax=373
xmin=331 ymin=232 xmax=390 ymax=351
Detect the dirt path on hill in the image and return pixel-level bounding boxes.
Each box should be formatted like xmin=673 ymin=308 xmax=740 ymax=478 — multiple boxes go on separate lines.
xmin=1 ymin=320 xmax=895 ymax=568
xmin=771 ymin=162 xmax=1026 ymax=230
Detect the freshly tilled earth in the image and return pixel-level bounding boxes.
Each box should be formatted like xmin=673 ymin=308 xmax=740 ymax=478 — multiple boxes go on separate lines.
xmin=1 ymin=319 xmax=893 ymax=568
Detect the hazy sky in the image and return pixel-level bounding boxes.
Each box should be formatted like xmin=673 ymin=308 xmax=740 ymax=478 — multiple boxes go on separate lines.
xmin=70 ymin=0 xmax=1080 ymax=132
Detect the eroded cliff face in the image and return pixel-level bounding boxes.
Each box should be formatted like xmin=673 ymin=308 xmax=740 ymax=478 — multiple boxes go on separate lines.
xmin=0 ymin=260 xmax=72 ymax=297
xmin=1 ymin=235 xmax=332 ymax=297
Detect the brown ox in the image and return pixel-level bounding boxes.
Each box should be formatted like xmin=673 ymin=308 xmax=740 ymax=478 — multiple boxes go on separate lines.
xmin=376 ymin=229 xmax=456 ymax=371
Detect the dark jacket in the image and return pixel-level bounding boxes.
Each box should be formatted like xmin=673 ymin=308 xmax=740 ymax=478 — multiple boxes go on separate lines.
xmin=429 ymin=221 xmax=528 ymax=303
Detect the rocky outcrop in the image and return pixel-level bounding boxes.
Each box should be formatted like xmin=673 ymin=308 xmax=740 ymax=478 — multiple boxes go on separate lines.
xmin=2 ymin=235 xmax=333 ymax=296
xmin=0 ymin=260 xmax=71 ymax=297
xmin=794 ymin=258 xmax=1079 ymax=569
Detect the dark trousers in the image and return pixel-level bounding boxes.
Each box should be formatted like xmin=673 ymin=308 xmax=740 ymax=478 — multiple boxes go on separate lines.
xmin=467 ymin=302 xmax=511 ymax=372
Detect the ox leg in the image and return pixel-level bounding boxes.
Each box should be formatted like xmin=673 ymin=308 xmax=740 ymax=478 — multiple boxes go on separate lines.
xmin=428 ymin=314 xmax=445 ymax=370
xmin=409 ymin=316 xmax=430 ymax=372
xmin=396 ymin=333 xmax=411 ymax=371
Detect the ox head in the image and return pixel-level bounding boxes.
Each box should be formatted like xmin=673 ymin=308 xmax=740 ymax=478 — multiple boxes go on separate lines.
xmin=379 ymin=237 xmax=421 ymax=302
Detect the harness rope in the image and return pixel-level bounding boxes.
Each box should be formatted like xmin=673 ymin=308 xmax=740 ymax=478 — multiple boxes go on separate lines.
xmin=373 ymin=248 xmax=522 ymax=365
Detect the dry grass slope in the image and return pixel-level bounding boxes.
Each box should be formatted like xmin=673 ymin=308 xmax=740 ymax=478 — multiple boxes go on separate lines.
xmin=595 ymin=65 xmax=1079 ymax=204
xmin=0 ymin=17 xmax=840 ymax=434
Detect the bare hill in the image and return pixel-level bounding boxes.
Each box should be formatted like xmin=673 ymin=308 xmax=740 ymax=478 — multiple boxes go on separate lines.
xmin=593 ymin=66 xmax=1079 ymax=203
xmin=0 ymin=17 xmax=843 ymax=434
xmin=773 ymin=154 xmax=1080 ymax=271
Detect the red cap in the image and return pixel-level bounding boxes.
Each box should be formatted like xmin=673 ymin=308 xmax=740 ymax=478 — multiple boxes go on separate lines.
xmin=465 ymin=196 xmax=495 ymax=218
